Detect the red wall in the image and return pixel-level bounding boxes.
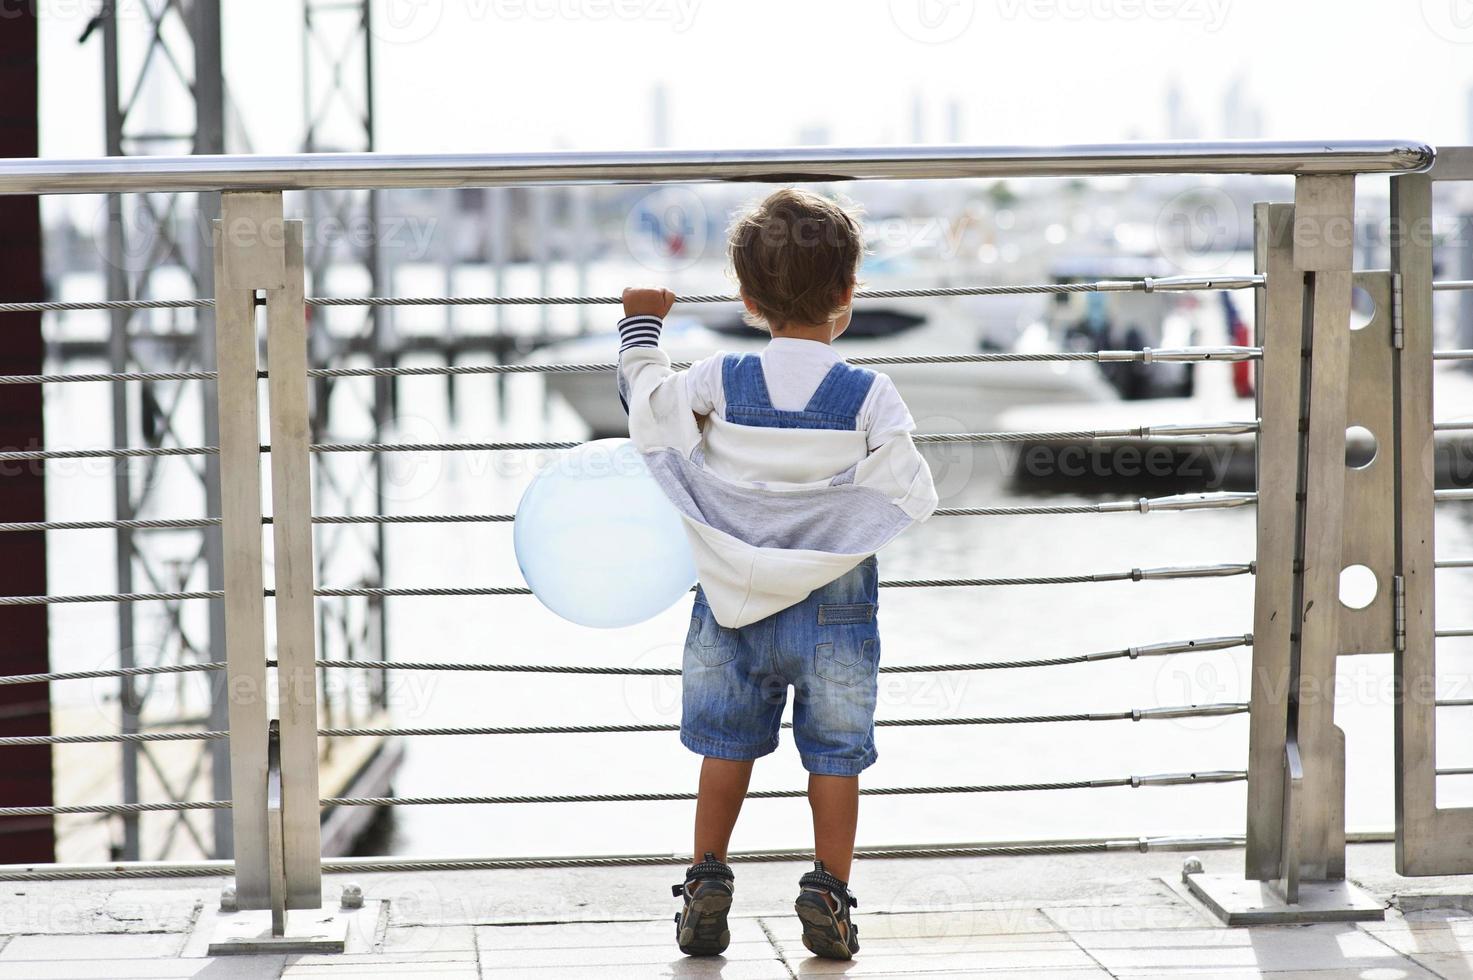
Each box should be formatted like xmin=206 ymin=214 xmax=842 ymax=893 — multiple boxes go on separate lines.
xmin=0 ymin=5 xmax=56 ymax=862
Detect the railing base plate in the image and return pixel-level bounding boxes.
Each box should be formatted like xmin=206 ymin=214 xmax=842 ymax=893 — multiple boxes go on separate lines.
xmin=206 ymin=901 xmax=376 ymax=955
xmin=1184 ymin=872 xmax=1385 ymax=926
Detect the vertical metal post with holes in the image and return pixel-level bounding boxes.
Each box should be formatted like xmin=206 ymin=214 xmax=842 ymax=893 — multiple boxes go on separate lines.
xmin=213 ymin=193 xmax=322 ymax=917
xmin=1187 ymin=177 xmax=1388 ymax=924
xmin=1390 ymin=150 xmax=1473 ymax=874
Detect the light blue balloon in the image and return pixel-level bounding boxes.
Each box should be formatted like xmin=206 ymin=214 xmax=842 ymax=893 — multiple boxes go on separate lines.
xmin=514 ymin=439 xmax=697 ymax=628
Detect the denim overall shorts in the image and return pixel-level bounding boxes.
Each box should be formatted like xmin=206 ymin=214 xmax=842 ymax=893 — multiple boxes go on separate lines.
xmin=680 ymin=353 xmax=882 ymax=777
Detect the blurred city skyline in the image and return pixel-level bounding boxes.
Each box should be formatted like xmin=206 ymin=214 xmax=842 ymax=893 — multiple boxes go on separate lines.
xmin=35 ymin=0 xmax=1473 ymax=160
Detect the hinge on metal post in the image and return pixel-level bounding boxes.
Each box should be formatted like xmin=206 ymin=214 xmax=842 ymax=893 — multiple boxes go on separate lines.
xmin=1392 ymin=272 xmax=1405 ymax=350
xmin=1394 ymin=574 xmax=1406 ymax=652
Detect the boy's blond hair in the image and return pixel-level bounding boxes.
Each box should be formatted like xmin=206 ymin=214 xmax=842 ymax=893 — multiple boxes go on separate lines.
xmin=727 ymin=188 xmax=864 ymax=332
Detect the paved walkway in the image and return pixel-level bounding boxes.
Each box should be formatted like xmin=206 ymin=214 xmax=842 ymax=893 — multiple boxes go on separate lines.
xmin=1 ymin=842 xmax=1472 ymax=978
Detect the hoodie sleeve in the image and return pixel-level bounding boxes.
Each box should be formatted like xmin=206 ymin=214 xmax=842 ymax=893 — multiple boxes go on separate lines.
xmin=617 ymin=325 xmax=701 ymax=458
xmin=615 ymin=314 xmax=664 ymax=414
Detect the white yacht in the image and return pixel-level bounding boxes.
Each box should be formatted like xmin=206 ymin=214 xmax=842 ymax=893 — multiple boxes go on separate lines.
xmin=533 ymin=293 xmax=1120 ymax=438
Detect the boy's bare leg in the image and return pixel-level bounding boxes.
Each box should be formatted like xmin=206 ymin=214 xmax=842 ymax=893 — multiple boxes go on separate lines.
xmin=693 ymin=757 xmax=754 ymax=862
xmin=808 ymin=774 xmax=859 ymax=882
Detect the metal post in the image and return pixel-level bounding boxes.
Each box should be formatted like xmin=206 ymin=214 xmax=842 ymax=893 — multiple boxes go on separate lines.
xmin=213 ymin=191 xmax=285 ymax=908
xmin=1288 ymin=174 xmax=1356 ymax=882
xmin=1186 ymin=181 xmax=1385 ymax=923
xmin=192 ymin=0 xmax=234 ymax=867
xmin=1459 ymin=213 xmax=1473 ymax=355
xmin=264 ymin=221 xmax=324 ymax=906
xmin=1390 ymin=172 xmax=1470 ymax=873
xmin=100 ymin=5 xmax=139 ymax=860
xmin=1244 ymin=202 xmax=1302 ymax=880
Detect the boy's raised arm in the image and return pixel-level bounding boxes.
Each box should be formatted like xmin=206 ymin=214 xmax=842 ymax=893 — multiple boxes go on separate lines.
xmin=617 ymin=286 xmax=676 ymax=351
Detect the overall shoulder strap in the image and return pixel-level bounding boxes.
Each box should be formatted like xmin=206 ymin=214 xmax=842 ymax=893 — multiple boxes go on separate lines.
xmin=803 ymin=362 xmax=877 ymax=423
xmin=720 ymin=352 xmax=773 ymax=410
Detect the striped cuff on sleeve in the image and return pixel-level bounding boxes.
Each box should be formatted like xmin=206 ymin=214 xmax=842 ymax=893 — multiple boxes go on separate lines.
xmin=618 ymin=314 xmax=663 ymax=353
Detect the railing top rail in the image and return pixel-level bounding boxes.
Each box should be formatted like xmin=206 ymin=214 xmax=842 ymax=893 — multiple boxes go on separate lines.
xmin=0 ymin=140 xmax=1435 ymax=195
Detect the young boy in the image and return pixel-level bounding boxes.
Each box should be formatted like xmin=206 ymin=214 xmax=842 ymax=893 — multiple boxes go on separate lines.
xmin=615 ymin=188 xmax=936 ymax=961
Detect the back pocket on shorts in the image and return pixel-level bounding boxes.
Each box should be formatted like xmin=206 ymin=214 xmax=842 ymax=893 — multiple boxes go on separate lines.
xmin=688 ymin=601 xmax=739 ymax=668
xmin=815 ymin=637 xmax=877 ymax=687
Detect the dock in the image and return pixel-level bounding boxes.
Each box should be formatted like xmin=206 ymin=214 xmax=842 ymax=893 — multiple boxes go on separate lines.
xmin=1 ymin=842 xmax=1471 ymax=977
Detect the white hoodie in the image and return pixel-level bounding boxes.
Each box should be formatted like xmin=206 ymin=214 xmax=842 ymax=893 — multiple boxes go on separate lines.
xmin=617 ymin=339 xmax=938 ymax=628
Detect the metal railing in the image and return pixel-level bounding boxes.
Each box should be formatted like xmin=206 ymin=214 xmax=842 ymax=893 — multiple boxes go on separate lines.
xmin=0 ymin=140 xmax=1460 ymax=925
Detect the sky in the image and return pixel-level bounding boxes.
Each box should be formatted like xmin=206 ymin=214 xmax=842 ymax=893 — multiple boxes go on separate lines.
xmin=33 ymin=0 xmax=1473 ymax=159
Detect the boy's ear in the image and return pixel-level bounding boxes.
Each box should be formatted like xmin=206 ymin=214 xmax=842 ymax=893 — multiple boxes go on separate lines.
xmin=836 ymin=282 xmax=856 ymax=308
xmin=740 ymin=290 xmax=760 ymax=316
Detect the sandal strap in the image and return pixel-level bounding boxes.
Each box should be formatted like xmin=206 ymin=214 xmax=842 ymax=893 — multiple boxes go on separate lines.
xmin=686 ymin=854 xmax=735 ymax=884
xmin=799 ymin=864 xmax=858 ymax=909
xmin=673 ymin=851 xmax=734 ymax=897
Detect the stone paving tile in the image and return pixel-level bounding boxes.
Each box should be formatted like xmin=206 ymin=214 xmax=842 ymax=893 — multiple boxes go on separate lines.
xmin=853 ymin=908 xmax=1057 ymax=939
xmin=0 ymin=956 xmax=286 ymax=979
xmin=1069 ymin=923 xmax=1434 ymax=973
xmin=478 ymin=938 xmax=777 ymax=968
xmin=782 ymin=972 xmax=1111 ymax=980
xmin=478 ymin=961 xmax=792 ymax=979
xmin=1042 ymin=902 xmax=1219 ymax=932
xmin=1359 ymin=923 xmax=1473 ymax=955
xmin=282 ymin=960 xmax=478 ymax=978
xmin=0 ymin=886 xmax=201 ymax=937
xmin=776 ymin=933 xmax=1083 ymax=957
xmin=473 ymin=916 xmax=769 ymax=951
xmin=287 ymin=950 xmax=477 ymax=966
xmin=763 ymin=922 xmax=1097 ymax=974
xmin=1401 ymin=952 xmax=1473 ymax=978
xmin=1113 ymin=966 xmax=1437 ymax=972
xmin=381 ymin=923 xmax=480 ymax=954
xmin=0 ymin=931 xmax=185 ymax=960
xmin=768 ymin=945 xmax=1102 ymax=975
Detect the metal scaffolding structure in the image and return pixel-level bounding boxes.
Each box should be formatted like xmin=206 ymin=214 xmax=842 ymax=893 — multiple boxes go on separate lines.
xmin=93 ymin=0 xmax=230 ymax=863
xmin=299 ymin=0 xmax=391 ymax=764
xmin=88 ymin=0 xmax=387 ymax=863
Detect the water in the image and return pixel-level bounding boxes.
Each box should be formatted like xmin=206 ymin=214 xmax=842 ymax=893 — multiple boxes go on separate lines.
xmin=38 ymin=294 xmax=1473 ymax=864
